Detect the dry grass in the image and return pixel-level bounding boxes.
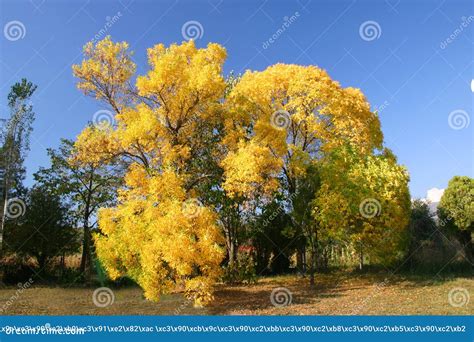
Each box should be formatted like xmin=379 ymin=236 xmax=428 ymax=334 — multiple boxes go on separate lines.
xmin=210 ymin=273 xmax=474 ymax=315
xmin=0 ymin=273 xmax=472 ymax=315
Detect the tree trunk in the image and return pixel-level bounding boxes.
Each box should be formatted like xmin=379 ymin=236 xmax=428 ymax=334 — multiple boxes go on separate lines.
xmin=79 ymin=227 xmax=88 ymax=272
xmin=458 ymin=230 xmax=472 ymax=264
xmin=296 ymin=247 xmax=303 ymax=275
xmin=309 ymin=246 xmax=316 ymax=286
xmin=80 ymin=182 xmax=93 ymax=284
xmin=309 ymin=252 xmax=315 ymax=286
xmin=224 ymin=225 xmax=237 ymax=267
xmin=302 ymin=245 xmax=306 ymax=274
xmin=37 ymin=254 xmax=47 ymax=272
xmin=357 ymin=239 xmax=365 ymax=271
xmin=229 ymin=239 xmax=237 ymax=266
xmin=80 ymin=225 xmax=92 ymax=283
xmin=60 ymin=252 xmax=65 ymax=278
xmin=309 ymin=231 xmax=317 ymax=287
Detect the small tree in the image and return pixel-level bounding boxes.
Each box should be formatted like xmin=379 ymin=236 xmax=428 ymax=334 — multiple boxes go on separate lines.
xmin=406 ymin=199 xmax=438 ymax=267
xmin=4 ymin=185 xmax=80 ymax=271
xmin=252 ymin=196 xmax=295 ymax=275
xmin=409 ymin=200 xmax=437 ymax=242
xmin=34 ymin=139 xmax=121 ymax=281
xmin=438 ymin=176 xmax=474 ymax=263
xmin=314 ymin=146 xmax=411 ymax=270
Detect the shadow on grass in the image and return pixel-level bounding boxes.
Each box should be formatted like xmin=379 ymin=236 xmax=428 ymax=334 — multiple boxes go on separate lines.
xmin=209 ymin=263 xmax=473 ymax=315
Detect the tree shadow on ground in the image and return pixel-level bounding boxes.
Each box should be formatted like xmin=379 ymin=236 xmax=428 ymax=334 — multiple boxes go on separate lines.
xmin=208 ymin=268 xmax=474 ymax=314
xmin=208 ymin=275 xmax=345 ymax=314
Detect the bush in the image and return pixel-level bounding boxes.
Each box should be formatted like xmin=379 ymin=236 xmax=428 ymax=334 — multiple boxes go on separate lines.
xmin=222 ymin=252 xmax=257 ymax=284
xmin=3 ymin=261 xmax=36 ymax=284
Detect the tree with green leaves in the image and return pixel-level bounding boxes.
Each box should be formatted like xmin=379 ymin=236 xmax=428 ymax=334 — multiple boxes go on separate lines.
xmin=34 ymin=138 xmax=122 ymax=281
xmin=314 ymin=145 xmax=411 ymax=270
xmin=4 ymin=185 xmax=80 ymax=271
xmin=438 ymin=176 xmax=474 ymax=263
xmin=251 ymin=196 xmax=296 ymax=274
xmin=406 ymin=199 xmax=439 ymax=268
xmin=0 ymin=79 xmax=37 ymax=262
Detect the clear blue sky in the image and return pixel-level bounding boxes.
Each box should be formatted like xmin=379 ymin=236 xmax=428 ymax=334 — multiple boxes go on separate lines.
xmin=0 ymin=0 xmax=472 ymax=199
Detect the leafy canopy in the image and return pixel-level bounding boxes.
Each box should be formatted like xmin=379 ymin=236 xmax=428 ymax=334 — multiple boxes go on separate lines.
xmin=73 ymin=38 xmax=226 ymax=305
xmin=72 ymin=37 xmax=411 ymax=302
xmin=439 ymin=176 xmax=474 ymax=231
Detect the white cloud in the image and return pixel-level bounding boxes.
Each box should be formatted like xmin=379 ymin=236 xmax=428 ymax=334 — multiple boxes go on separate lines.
xmin=426 ymin=187 xmax=444 ymax=203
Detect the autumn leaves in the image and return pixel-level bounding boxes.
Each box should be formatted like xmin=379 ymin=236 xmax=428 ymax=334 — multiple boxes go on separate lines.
xmin=71 ymin=37 xmax=410 ymax=305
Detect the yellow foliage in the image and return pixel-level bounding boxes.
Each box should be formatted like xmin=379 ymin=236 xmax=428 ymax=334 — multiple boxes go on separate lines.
xmin=314 ymin=146 xmax=410 ymax=264
xmin=72 ymin=36 xmax=135 ymax=107
xmin=73 ymin=39 xmax=227 ymax=305
xmin=220 ymin=140 xmax=282 ymax=198
xmin=72 ymin=37 xmax=406 ymax=302
xmin=95 ymin=171 xmax=224 ymax=303
xmin=222 ymin=63 xmax=383 ymax=199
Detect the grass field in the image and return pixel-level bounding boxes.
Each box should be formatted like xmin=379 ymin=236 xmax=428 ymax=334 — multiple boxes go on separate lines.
xmin=0 ymin=273 xmax=472 ymax=315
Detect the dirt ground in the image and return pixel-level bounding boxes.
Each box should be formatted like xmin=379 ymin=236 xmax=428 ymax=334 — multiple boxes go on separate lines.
xmin=0 ymin=273 xmax=472 ymax=315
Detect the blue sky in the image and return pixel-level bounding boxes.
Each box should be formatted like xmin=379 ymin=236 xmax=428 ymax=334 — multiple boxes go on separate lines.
xmin=0 ymin=0 xmax=472 ymax=199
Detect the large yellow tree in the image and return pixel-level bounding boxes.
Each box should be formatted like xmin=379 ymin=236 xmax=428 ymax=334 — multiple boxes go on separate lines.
xmin=72 ymin=37 xmax=226 ymax=305
xmin=220 ymin=64 xmax=397 ymax=281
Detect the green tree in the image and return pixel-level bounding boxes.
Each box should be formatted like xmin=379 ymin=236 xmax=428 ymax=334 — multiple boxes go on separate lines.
xmin=438 ymin=176 xmax=474 ymax=263
xmin=34 ymin=138 xmax=122 ymax=281
xmin=406 ymin=199 xmax=438 ymax=268
xmin=4 ymin=185 xmax=80 ymax=271
xmin=314 ymin=145 xmax=411 ymax=269
xmin=1 ymin=79 xmax=37 ymax=195
xmin=253 ymin=197 xmax=295 ymax=275
xmin=0 ymin=79 xmax=37 ymax=265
